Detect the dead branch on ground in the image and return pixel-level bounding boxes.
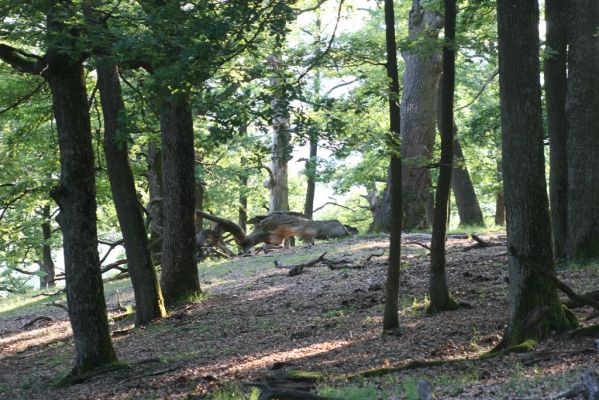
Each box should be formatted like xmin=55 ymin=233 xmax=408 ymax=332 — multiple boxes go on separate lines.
xmin=22 ymin=315 xmax=53 ymax=329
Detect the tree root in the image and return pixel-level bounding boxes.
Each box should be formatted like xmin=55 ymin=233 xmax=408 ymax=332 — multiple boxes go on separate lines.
xmin=57 ymin=362 xmax=129 ymax=386
xmin=570 ymin=324 xmax=599 ymax=337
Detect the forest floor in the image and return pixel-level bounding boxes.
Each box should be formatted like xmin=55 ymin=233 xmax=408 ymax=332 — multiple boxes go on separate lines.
xmin=1 ymin=234 xmax=598 ymax=400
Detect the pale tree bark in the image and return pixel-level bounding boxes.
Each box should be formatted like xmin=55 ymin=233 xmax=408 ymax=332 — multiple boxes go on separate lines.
xmin=371 ymin=0 xmax=443 ymax=232
xmin=545 ymin=0 xmax=569 ymax=259
xmin=563 ymin=0 xmax=599 ymax=259
xmin=267 ymin=55 xmax=291 ymax=214
xmin=497 ymin=0 xmax=577 ymax=347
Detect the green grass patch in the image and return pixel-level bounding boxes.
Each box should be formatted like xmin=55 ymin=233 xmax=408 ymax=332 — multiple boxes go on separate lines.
xmin=0 ymin=289 xmax=65 ymax=317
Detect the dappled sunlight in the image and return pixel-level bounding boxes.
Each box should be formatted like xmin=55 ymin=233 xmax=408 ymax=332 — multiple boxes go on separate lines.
xmin=0 ymin=320 xmax=71 ymax=357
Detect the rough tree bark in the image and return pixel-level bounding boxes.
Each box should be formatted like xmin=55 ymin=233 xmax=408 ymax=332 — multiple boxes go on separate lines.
xmin=563 ymin=0 xmax=599 ymax=260
xmin=159 ymin=94 xmax=201 ymax=306
xmin=451 ymin=139 xmax=485 ymax=227
xmin=0 ymin=1 xmax=119 ymax=377
xmin=371 ymin=0 xmax=443 ymax=232
xmin=96 ymin=60 xmax=166 ymax=325
xmin=545 ymin=0 xmax=569 ymax=259
xmin=428 ymin=1 xmax=460 ymax=314
xmin=497 ymin=0 xmax=577 ymax=347
xmin=39 ymin=204 xmax=56 ymax=289
xmin=494 ymin=160 xmax=506 ymax=226
xmin=382 ymin=0 xmax=403 ymax=335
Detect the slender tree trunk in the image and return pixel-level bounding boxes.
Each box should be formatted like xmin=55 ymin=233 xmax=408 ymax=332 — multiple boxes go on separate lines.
xmin=147 ymin=141 xmax=163 ymax=255
xmin=239 ymin=157 xmax=248 ymax=232
xmin=382 ymin=0 xmax=403 ymax=335
xmin=428 ymin=1 xmax=460 ymax=314
xmin=564 ymin=0 xmax=599 ymax=259
xmin=47 ymin=58 xmax=117 ymax=376
xmin=304 ymin=135 xmax=318 ymax=219
xmin=497 ymin=0 xmax=577 ymax=347
xmin=96 ymin=61 xmax=166 ymax=325
xmin=268 ymin=55 xmax=291 ymax=214
xmin=495 ymin=160 xmax=506 ymax=226
xmin=451 ymin=139 xmax=485 ymax=226
xmin=40 ymin=205 xmax=55 ymax=289
xmin=195 ymin=179 xmax=204 ymax=232
xmin=158 ymin=94 xmax=201 ymax=306
xmin=545 ymin=0 xmax=569 ymax=259
xmin=372 ymin=0 xmax=443 ymax=232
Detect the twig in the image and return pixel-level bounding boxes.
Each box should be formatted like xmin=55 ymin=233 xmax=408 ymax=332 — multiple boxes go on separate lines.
xmin=46 ymin=301 xmax=68 ymax=312
xmin=404 ymin=241 xmax=432 ymax=251
xmin=31 ymin=289 xmax=65 ymax=298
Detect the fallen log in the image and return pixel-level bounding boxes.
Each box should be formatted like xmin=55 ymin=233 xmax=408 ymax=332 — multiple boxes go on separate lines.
xmin=196 ymin=210 xmax=356 ymax=253
xmin=275 ymin=253 xmax=366 ymax=277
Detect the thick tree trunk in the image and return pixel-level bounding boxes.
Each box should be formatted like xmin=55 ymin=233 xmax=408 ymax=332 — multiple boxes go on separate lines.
xmin=428 ymin=1 xmax=459 ymax=314
xmin=497 ymin=0 xmax=577 ymax=347
xmin=268 ymin=55 xmax=291 ymax=214
xmin=96 ymin=61 xmax=166 ymax=325
xmin=370 ymin=174 xmax=391 ymax=232
xmin=563 ymin=0 xmax=599 ymax=259
xmin=40 ymin=205 xmax=56 ymax=289
xmin=545 ymin=0 xmax=569 ymax=259
xmin=147 ymin=141 xmax=163 ymax=255
xmin=195 ymin=179 xmax=205 ymax=233
xmin=158 ymin=94 xmax=201 ymax=306
xmin=304 ymin=135 xmax=318 ymax=219
xmin=382 ymin=0 xmax=402 ymax=335
xmin=372 ymin=0 xmax=443 ymax=232
xmin=47 ymin=58 xmax=117 ymax=375
xmin=451 ymin=139 xmax=485 ymax=227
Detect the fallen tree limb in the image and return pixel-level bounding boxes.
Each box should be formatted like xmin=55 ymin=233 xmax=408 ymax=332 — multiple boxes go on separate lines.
xmin=101 ymin=259 xmax=128 ymax=274
xmin=366 ymin=251 xmax=386 ymax=261
xmin=46 ymin=301 xmax=68 ymax=312
xmin=404 ymin=241 xmax=431 ymax=251
xmin=244 ymin=382 xmax=340 ymax=400
xmin=463 ymin=235 xmax=504 ymax=252
xmin=22 ymin=315 xmax=53 ymax=328
xmin=31 ymin=289 xmax=65 ymax=298
xmin=277 ymin=253 xmax=328 ymax=277
xmin=275 ymin=253 xmax=366 ymax=276
xmin=516 ymin=347 xmax=597 ymax=366
xmin=564 ymin=290 xmax=599 ymax=309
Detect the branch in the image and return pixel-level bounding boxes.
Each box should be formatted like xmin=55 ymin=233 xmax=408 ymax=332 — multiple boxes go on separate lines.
xmin=0 ymin=44 xmax=47 ymax=74
xmin=100 ymin=259 xmax=128 ymax=274
xmin=455 ymin=68 xmax=498 ymax=112
xmin=98 ymin=238 xmax=124 ymax=264
xmin=312 ymin=200 xmax=354 ymax=214
xmin=0 ymin=81 xmax=45 ymax=116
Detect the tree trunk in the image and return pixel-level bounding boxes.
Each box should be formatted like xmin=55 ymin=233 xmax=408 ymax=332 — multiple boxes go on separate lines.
xmin=563 ymin=0 xmax=599 ymax=260
xmin=158 ymin=94 xmax=201 ymax=306
xmin=497 ymin=0 xmax=577 ymax=347
xmin=268 ymin=55 xmax=291 ymax=214
xmin=545 ymin=0 xmax=569 ymax=259
xmin=451 ymin=139 xmax=485 ymax=226
xmin=96 ymin=61 xmax=166 ymax=325
xmin=239 ymin=157 xmax=248 ymax=232
xmin=147 ymin=140 xmax=163 ymax=255
xmin=428 ymin=1 xmax=460 ymax=314
xmin=47 ymin=58 xmax=117 ymax=376
xmin=304 ymin=135 xmax=318 ymax=219
xmin=382 ymin=0 xmax=403 ymax=335
xmin=195 ymin=179 xmax=205 ymax=233
xmin=494 ymin=160 xmax=506 ymax=226
xmin=372 ymin=0 xmax=443 ymax=232
xmin=40 ymin=205 xmax=55 ymax=289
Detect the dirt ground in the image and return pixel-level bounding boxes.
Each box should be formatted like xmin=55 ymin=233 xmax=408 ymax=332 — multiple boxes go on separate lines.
xmin=0 ymin=235 xmax=598 ymax=399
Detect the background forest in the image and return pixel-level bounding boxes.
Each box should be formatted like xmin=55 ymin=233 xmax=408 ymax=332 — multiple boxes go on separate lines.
xmin=0 ymin=0 xmax=598 ymax=399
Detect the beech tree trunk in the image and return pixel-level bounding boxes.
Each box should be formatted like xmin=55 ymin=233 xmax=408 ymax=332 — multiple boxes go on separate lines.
xmin=497 ymin=0 xmax=577 ymax=346
xmin=382 ymin=0 xmax=403 ymax=335
xmin=40 ymin=205 xmax=56 ymax=289
xmin=47 ymin=57 xmax=117 ymax=376
xmin=545 ymin=0 xmax=569 ymax=259
xmin=428 ymin=1 xmax=459 ymax=314
xmin=268 ymin=55 xmax=291 ymax=214
xmin=96 ymin=61 xmax=166 ymax=325
xmin=495 ymin=160 xmax=506 ymax=226
xmin=372 ymin=0 xmax=443 ymax=232
xmin=195 ymin=179 xmax=205 ymax=233
xmin=239 ymin=157 xmax=248 ymax=232
xmin=563 ymin=0 xmax=599 ymax=260
xmin=158 ymin=95 xmax=201 ymax=306
xmin=451 ymin=139 xmax=485 ymax=227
